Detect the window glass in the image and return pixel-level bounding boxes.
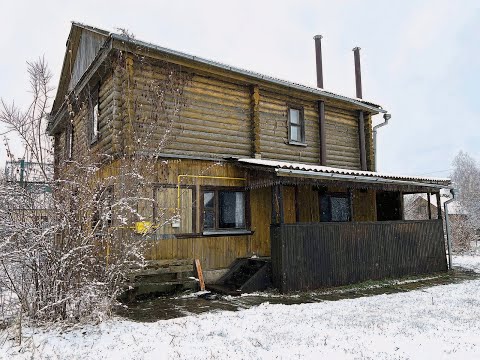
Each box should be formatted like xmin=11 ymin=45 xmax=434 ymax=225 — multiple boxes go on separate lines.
xmin=320 ymin=195 xmax=330 ymax=222
xmin=204 ymin=211 xmax=215 ymax=229
xmin=289 ymin=108 xmax=300 ymax=124
xmin=203 ymin=191 xmax=215 ymax=229
xmin=66 ymin=125 xmax=74 ymax=160
xmin=320 ymin=194 xmax=351 ymax=222
xmin=204 ymin=191 xmax=214 ymax=209
xmin=331 ymin=196 xmax=350 ymax=222
xmin=92 ymin=103 xmax=99 ymax=141
xmin=289 ymin=107 xmax=304 ymax=143
xmin=290 ymin=126 xmax=300 ymax=142
xmin=219 ymin=191 xmax=245 ymax=228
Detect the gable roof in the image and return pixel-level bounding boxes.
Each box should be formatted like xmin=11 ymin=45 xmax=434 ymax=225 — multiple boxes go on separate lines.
xmin=51 ymin=22 xmax=388 ymax=120
xmin=52 ymin=23 xmax=109 ymax=114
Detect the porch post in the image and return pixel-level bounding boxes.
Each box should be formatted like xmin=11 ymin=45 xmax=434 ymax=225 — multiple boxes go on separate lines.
xmin=278 ymin=184 xmax=284 ymax=224
xmin=271 ymin=184 xmax=284 ymax=224
xmin=294 ymin=185 xmax=300 ymax=223
xmin=436 ymin=192 xmax=442 ymax=219
xmin=271 ymin=185 xmax=278 ymax=224
xmin=349 ymin=189 xmax=354 ymax=221
xmin=427 ymin=192 xmax=432 ymax=219
xmin=399 ymin=191 xmax=405 ymax=220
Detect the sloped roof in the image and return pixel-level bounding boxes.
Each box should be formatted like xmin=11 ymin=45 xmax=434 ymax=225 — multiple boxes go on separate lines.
xmin=51 ymin=22 xmax=387 ymax=118
xmin=238 ymin=158 xmax=451 ymax=187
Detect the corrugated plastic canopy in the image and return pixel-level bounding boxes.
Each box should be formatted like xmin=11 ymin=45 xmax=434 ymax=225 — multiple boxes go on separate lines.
xmin=238 ymin=158 xmax=451 ymax=189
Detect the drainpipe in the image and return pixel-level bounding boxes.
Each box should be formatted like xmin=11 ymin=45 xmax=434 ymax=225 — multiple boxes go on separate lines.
xmin=444 ymin=188 xmax=456 ymax=270
xmin=373 ymin=113 xmax=391 ymax=171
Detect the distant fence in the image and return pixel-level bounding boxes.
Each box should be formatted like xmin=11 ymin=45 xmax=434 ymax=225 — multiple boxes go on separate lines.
xmin=271 ymin=220 xmax=447 ymax=292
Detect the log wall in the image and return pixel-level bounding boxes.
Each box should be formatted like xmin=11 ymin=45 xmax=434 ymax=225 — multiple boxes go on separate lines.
xmin=118 ymin=57 xmax=375 ymax=170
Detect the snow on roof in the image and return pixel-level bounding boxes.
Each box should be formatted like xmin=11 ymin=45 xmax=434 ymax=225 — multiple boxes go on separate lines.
xmin=238 ymin=158 xmax=451 ymax=187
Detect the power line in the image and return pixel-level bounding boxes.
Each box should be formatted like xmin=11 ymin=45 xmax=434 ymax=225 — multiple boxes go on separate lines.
xmin=415 ymin=168 xmax=453 ymax=176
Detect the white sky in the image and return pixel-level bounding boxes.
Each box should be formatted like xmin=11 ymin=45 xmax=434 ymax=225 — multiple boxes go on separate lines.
xmin=1 ymin=0 xmax=479 ymax=176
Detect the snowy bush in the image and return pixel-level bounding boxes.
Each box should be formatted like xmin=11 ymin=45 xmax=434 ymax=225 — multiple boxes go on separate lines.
xmin=0 ymin=50 xmax=189 ymax=326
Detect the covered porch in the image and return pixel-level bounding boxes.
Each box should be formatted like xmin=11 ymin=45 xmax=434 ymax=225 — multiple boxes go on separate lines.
xmin=239 ymin=158 xmax=451 ymax=292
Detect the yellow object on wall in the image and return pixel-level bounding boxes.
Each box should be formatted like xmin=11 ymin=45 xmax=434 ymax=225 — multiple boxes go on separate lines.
xmin=135 ymin=221 xmax=152 ymax=234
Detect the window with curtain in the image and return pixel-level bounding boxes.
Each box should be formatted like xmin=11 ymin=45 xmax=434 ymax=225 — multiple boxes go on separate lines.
xmin=203 ymin=189 xmax=246 ymax=230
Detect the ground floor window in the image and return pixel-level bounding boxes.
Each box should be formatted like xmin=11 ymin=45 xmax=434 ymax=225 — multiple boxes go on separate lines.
xmin=320 ymin=193 xmax=351 ymax=222
xmin=203 ymin=188 xmax=247 ymax=230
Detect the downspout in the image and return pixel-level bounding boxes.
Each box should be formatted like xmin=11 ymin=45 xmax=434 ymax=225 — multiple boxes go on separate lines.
xmin=373 ymin=113 xmax=391 ymax=171
xmin=444 ymin=188 xmax=456 ymax=270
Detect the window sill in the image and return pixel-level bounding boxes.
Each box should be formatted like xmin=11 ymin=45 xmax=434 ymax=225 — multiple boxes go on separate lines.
xmin=202 ymin=229 xmax=253 ymax=237
xmin=288 ymin=140 xmax=308 ymax=147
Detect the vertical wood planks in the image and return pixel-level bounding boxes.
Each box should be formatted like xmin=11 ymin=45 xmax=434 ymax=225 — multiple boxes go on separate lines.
xmin=271 ymin=220 xmax=448 ymax=292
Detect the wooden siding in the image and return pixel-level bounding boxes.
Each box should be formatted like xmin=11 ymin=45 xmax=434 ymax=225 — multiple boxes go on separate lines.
xmin=271 ymin=220 xmax=447 ymax=292
xmin=324 ymin=106 xmax=361 ymax=169
xmin=118 ymin=58 xmax=370 ymax=169
xmin=55 ymin=27 xmax=382 ymax=173
xmin=352 ymin=189 xmax=376 ymax=221
xmin=298 ymin=185 xmax=320 ymax=222
xmin=126 ymin=62 xmax=252 ymax=158
xmin=68 ymin=31 xmax=105 ymax=92
xmin=97 ymin=158 xmax=271 ymax=270
xmin=53 ymin=73 xmax=117 ymax=169
xmin=258 ymin=89 xmax=320 ymax=164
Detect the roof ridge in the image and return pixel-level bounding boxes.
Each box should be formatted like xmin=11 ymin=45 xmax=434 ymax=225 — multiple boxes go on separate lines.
xmin=67 ymin=22 xmax=386 ymax=113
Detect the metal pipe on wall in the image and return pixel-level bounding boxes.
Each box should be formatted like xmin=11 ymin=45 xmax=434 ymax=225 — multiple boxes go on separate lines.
xmin=444 ymin=189 xmax=456 ymax=270
xmin=373 ymin=113 xmax=391 ymax=171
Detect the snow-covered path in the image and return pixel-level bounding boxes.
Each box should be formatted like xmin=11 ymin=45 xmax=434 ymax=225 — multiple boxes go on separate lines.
xmin=2 ymin=256 xmax=480 ymax=360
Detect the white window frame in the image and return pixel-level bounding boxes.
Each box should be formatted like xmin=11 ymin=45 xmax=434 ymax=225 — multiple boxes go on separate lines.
xmin=288 ymin=106 xmax=306 ymax=145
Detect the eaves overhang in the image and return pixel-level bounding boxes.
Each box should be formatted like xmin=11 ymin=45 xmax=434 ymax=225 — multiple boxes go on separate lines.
xmin=238 ymin=158 xmax=452 ymax=189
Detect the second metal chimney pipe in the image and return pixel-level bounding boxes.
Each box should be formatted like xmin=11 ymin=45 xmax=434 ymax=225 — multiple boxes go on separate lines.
xmin=314 ymin=35 xmax=324 ymax=89
xmin=353 ymin=47 xmax=362 ymax=99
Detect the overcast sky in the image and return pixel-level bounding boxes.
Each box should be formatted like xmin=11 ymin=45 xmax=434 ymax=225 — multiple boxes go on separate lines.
xmin=1 ymin=0 xmax=479 ymax=177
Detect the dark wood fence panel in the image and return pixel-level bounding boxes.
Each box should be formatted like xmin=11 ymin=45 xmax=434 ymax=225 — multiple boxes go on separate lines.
xmin=271 ymin=220 xmax=447 ymax=292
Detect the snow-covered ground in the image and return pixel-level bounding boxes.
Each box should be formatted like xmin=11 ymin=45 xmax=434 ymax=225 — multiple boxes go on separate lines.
xmin=2 ymin=256 xmax=480 ymax=360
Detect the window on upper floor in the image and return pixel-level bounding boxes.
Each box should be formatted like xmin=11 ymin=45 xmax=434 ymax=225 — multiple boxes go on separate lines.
xmin=288 ymin=107 xmax=305 ymax=144
xmin=65 ymin=123 xmax=74 ymax=160
xmin=89 ymin=88 xmax=100 ymax=145
xmin=202 ymin=188 xmax=247 ymax=232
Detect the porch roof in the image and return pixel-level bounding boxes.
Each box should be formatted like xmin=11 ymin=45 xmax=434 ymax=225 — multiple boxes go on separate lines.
xmin=238 ymin=158 xmax=451 ymax=189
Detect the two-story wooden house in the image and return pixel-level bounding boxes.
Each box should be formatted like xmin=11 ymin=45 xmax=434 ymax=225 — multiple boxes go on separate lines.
xmin=48 ymin=23 xmax=452 ymax=292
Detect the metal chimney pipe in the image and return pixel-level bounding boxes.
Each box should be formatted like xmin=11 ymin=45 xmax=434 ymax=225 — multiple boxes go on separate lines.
xmin=352 ymin=47 xmax=362 ymax=99
xmin=314 ymin=35 xmax=324 ymax=88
